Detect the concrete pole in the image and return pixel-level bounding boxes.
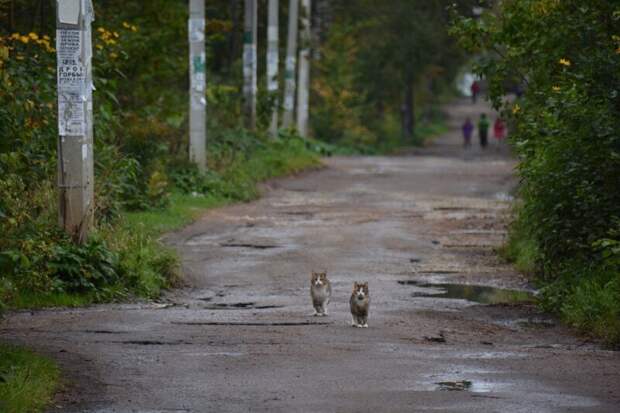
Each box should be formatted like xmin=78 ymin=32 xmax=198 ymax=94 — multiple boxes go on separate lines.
xmin=189 ymin=0 xmax=207 ymax=172
xmin=243 ymin=0 xmax=257 ymax=130
xmin=281 ymin=0 xmax=298 ymax=129
xmin=266 ymin=0 xmax=279 ymax=137
xmin=56 ymin=0 xmax=94 ymax=243
xmin=296 ymin=0 xmax=310 ymax=137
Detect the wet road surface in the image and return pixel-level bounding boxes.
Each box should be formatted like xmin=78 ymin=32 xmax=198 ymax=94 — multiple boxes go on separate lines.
xmin=2 ymin=99 xmax=620 ymax=412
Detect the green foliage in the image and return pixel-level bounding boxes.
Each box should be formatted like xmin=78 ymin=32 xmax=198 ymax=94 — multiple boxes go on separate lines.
xmin=312 ymin=0 xmax=469 ymax=148
xmin=0 ymin=344 xmax=60 ymax=413
xmin=452 ymin=0 xmax=620 ymax=345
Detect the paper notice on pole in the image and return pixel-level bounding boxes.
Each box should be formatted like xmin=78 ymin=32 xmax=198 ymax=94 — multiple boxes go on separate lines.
xmin=58 ymin=0 xmax=80 ymax=24
xmin=57 ymin=29 xmax=86 ymax=135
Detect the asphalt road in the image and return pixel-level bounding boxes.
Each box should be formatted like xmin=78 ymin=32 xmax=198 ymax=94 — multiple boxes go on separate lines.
xmin=2 ymin=99 xmax=619 ymax=413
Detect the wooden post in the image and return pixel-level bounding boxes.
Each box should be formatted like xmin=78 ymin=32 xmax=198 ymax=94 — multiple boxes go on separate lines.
xmin=266 ymin=0 xmax=279 ymax=137
xmin=281 ymin=0 xmax=298 ymax=129
xmin=189 ymin=0 xmax=207 ymax=171
xmin=56 ymin=0 xmax=94 ymax=244
xmin=243 ymin=0 xmax=257 ymax=130
xmin=296 ymin=0 xmax=310 ymax=137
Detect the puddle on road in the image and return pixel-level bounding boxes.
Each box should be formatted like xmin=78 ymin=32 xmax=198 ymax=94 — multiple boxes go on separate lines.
xmin=436 ymin=380 xmax=472 ymax=391
xmin=398 ymin=281 xmax=534 ymax=305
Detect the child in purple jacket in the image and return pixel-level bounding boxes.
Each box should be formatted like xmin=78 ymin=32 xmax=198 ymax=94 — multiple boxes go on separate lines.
xmin=462 ymin=117 xmax=474 ymax=148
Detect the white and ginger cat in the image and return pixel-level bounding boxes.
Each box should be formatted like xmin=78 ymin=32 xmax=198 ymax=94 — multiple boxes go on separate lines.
xmin=310 ymin=271 xmax=331 ymax=316
xmin=350 ymin=282 xmax=370 ymax=328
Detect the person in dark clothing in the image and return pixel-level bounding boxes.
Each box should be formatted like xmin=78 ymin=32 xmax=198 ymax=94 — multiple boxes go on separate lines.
xmin=478 ymin=113 xmax=490 ymax=148
xmin=471 ymin=80 xmax=480 ymax=103
xmin=462 ymin=117 xmax=474 ymax=148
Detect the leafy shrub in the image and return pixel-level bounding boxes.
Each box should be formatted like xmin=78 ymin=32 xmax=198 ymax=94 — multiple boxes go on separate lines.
xmin=452 ymin=0 xmax=620 ymax=345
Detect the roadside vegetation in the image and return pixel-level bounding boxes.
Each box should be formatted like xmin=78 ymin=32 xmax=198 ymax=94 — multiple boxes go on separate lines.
xmin=0 ymin=344 xmax=59 ymax=413
xmin=0 ymin=0 xmax=468 ymax=312
xmin=452 ymin=0 xmax=620 ymax=346
xmin=0 ymin=1 xmax=468 ymax=409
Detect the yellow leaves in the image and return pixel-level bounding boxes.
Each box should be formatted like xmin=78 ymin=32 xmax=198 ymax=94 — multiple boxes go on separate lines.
xmin=512 ymin=103 xmax=521 ymax=115
xmin=531 ymin=0 xmax=560 ymax=16
xmin=109 ymin=52 xmax=118 ymax=60
xmin=559 ymin=58 xmax=571 ymax=66
xmin=122 ymin=21 xmax=138 ymax=32
xmin=25 ymin=99 xmax=35 ymax=111
xmin=552 ymin=85 xmax=561 ymax=92
xmin=0 ymin=46 xmax=9 ymax=61
xmin=4 ymin=32 xmax=54 ymax=53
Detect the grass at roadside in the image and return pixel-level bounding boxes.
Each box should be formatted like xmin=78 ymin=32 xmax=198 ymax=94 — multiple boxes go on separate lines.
xmin=0 ymin=344 xmax=59 ymax=413
xmin=2 ymin=136 xmax=319 ymax=311
xmin=502 ymin=214 xmax=620 ymax=348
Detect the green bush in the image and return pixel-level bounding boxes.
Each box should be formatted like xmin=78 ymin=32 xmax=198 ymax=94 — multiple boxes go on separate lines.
xmin=452 ymin=0 xmax=620 ymax=345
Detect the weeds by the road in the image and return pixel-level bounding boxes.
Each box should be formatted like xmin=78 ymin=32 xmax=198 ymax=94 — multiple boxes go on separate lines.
xmin=454 ymin=1 xmax=620 ymax=347
xmin=1 ymin=134 xmax=318 ymax=310
xmin=0 ymin=344 xmax=59 ymax=413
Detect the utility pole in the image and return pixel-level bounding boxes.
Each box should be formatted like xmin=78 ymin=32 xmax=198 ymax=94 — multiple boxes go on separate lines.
xmin=189 ymin=0 xmax=207 ymax=172
xmin=266 ymin=0 xmax=279 ymax=137
xmin=243 ymin=0 xmax=257 ymax=130
xmin=296 ymin=0 xmax=311 ymax=137
xmin=281 ymin=0 xmax=298 ymax=129
xmin=56 ymin=0 xmax=94 ymax=244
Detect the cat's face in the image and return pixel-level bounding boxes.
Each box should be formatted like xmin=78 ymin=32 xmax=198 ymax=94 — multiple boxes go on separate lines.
xmin=311 ymin=271 xmax=328 ymax=286
xmin=352 ymin=282 xmax=369 ymax=300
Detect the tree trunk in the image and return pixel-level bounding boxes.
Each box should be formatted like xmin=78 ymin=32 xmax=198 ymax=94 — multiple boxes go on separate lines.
xmin=189 ymin=0 xmax=207 ymax=171
xmin=281 ymin=0 xmax=299 ymax=129
xmin=295 ymin=0 xmax=311 ymax=137
xmin=266 ymin=0 xmax=279 ymax=137
xmin=402 ymin=80 xmax=415 ymax=141
xmin=242 ymin=0 xmax=258 ymax=130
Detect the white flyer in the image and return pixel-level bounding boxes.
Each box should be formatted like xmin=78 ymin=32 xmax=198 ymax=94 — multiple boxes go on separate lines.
xmin=57 ymin=29 xmax=87 ymax=135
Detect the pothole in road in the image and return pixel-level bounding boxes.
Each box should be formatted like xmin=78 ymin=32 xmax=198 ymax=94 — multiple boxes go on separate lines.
xmin=203 ymin=302 xmax=284 ymax=310
xmin=398 ymin=281 xmax=534 ymax=305
xmin=219 ymin=242 xmax=280 ymax=249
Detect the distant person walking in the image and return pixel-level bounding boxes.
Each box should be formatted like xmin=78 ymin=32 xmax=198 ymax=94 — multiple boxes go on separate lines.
xmin=478 ymin=113 xmax=489 ymax=148
xmin=462 ymin=117 xmax=474 ymax=148
xmin=493 ymin=118 xmax=506 ymax=143
xmin=470 ymin=80 xmax=480 ymax=104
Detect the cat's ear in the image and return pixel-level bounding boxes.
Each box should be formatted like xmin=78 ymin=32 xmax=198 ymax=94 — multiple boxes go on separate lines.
xmin=353 ymin=282 xmax=358 ymax=290
xmin=311 ymin=271 xmax=317 ymax=279
xmin=321 ymin=272 xmax=327 ymax=278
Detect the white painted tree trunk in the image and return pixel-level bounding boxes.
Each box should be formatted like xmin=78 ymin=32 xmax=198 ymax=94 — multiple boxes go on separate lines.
xmin=189 ymin=0 xmax=207 ymax=171
xmin=267 ymin=0 xmax=279 ymax=137
xmin=243 ymin=0 xmax=258 ymax=130
xmin=56 ymin=0 xmax=94 ymax=243
xmin=281 ymin=0 xmax=298 ymax=129
xmin=296 ymin=0 xmax=311 ymax=137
